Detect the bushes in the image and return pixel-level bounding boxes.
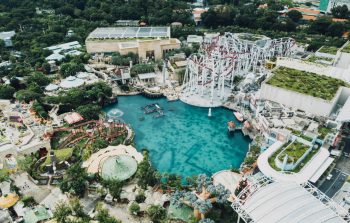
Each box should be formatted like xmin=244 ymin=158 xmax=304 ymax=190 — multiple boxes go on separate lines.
xmin=32 ymin=101 xmax=49 ymax=119
xmin=147 ymin=205 xmax=167 ymax=223
xmin=130 ymin=64 xmax=155 ymax=77
xmin=129 ymin=202 xmax=140 ymax=215
xmin=0 ymin=85 xmax=15 ymax=99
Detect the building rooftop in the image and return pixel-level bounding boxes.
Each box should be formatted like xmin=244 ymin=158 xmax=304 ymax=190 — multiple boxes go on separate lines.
xmin=45 ymin=41 xmax=82 ymax=54
xmin=138 ymin=72 xmax=157 ymax=80
xmin=87 ymin=27 xmax=170 ymax=40
xmin=267 ymin=67 xmax=349 ymax=100
xmin=23 ymin=205 xmax=52 ymax=223
xmin=238 ymin=180 xmax=348 ymax=223
xmin=0 ymin=31 xmax=15 ymax=40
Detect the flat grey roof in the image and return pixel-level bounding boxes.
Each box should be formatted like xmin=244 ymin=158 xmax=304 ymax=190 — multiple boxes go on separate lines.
xmin=87 ymin=27 xmax=170 ymax=39
xmin=0 ymin=31 xmax=15 ymax=40
xmin=138 ymin=72 xmax=157 ymax=80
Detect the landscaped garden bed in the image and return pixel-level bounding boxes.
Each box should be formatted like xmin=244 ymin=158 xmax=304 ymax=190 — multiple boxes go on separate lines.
xmin=307 ymin=55 xmax=333 ymax=63
xmin=318 ymin=46 xmax=338 ymax=55
xmin=267 ymin=67 xmax=349 ymax=100
xmin=278 ymin=141 xmax=310 ymax=163
xmin=341 ymin=42 xmax=350 ymax=53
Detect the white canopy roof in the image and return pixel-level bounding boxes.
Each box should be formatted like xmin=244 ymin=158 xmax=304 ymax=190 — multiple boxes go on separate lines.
xmin=138 ymin=72 xmax=156 ymax=80
xmin=45 ymin=84 xmax=59 ymax=91
xmin=242 ymin=181 xmax=347 ymax=223
xmin=60 ymin=76 xmax=84 ymax=89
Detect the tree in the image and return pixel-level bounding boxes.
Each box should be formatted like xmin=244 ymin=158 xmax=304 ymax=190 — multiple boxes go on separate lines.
xmin=129 ymin=202 xmax=140 ymax=215
xmin=331 ymin=5 xmax=349 ymax=19
xmin=326 ymin=23 xmax=346 ymax=37
xmin=171 ymin=174 xmax=231 ymax=220
xmin=136 ymin=151 xmax=160 ymax=189
xmin=287 ymin=10 xmax=302 ymax=23
xmin=76 ymin=104 xmax=101 ymax=120
xmin=42 ymin=62 xmax=51 ymax=74
xmin=96 ymin=208 xmax=121 ymax=223
xmin=27 ymin=72 xmax=50 ymax=87
xmin=60 ymin=163 xmax=88 ymax=197
xmin=17 ymin=155 xmax=36 ymax=172
xmin=53 ymin=202 xmax=72 ymax=223
xmin=0 ymin=85 xmax=15 ymax=99
xmin=16 ymin=90 xmax=41 ymax=103
xmin=103 ymin=179 xmax=124 ymax=199
xmin=147 ymin=205 xmax=167 ymax=223
xmin=60 ymin=62 xmax=84 ymax=78
xmin=308 ymin=17 xmax=332 ymax=35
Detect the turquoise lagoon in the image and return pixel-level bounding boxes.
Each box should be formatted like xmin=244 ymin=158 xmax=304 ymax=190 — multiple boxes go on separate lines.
xmin=103 ymin=95 xmax=250 ymax=177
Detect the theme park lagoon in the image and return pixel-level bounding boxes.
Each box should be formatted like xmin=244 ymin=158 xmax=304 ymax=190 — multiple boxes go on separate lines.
xmin=104 ymin=95 xmax=250 ymax=177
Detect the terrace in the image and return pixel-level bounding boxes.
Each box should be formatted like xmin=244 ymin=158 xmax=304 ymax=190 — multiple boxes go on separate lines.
xmin=318 ymin=46 xmax=338 ymax=55
xmin=341 ymin=42 xmax=350 ymax=54
xmin=266 ymin=67 xmax=349 ymax=100
xmin=278 ymin=141 xmax=310 ymax=163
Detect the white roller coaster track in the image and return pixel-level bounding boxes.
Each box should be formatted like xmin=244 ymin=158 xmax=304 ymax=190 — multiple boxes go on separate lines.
xmin=181 ymin=33 xmax=295 ymax=107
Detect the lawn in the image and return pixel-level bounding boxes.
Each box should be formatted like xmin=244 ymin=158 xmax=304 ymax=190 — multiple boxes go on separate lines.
xmin=267 ymin=67 xmax=349 ymax=100
xmin=318 ymin=126 xmax=333 ymax=139
xmin=318 ymin=46 xmax=338 ymax=55
xmin=42 ymin=148 xmax=73 ymax=166
xmin=307 ymin=55 xmax=333 ymax=63
xmin=278 ymin=141 xmax=310 ymax=163
xmin=341 ymin=42 xmax=350 ymax=53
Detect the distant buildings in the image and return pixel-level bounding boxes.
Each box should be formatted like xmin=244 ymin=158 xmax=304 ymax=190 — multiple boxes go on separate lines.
xmin=320 ymin=0 xmax=350 ymax=13
xmin=192 ymin=8 xmax=208 ymax=25
xmin=44 ymin=41 xmax=82 ymax=61
xmin=85 ymin=27 xmax=181 ymax=60
xmin=187 ymin=35 xmax=203 ymax=44
xmin=0 ymin=31 xmax=15 ymax=47
xmin=115 ymin=20 xmax=139 ymax=27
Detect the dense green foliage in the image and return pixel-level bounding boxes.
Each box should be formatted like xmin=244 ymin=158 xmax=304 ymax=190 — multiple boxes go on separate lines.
xmin=0 ymin=85 xmax=15 ymax=99
xmin=147 ymin=205 xmax=167 ymax=223
xmin=60 ymin=163 xmax=89 ymax=197
xmin=267 ymin=67 xmax=349 ymax=100
xmin=136 ymin=151 xmax=160 ymax=189
xmin=103 ymin=179 xmax=124 ymax=199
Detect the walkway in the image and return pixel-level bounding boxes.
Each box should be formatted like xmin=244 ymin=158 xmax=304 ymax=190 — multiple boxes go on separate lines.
xmin=82 ymin=145 xmax=143 ymax=174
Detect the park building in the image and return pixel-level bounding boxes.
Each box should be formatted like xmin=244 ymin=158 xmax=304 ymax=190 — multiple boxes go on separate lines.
xmin=44 ymin=41 xmax=82 ymax=62
xmin=259 ymin=53 xmax=350 ymax=118
xmin=85 ymin=27 xmax=181 ymax=60
xmin=0 ymin=31 xmax=15 ymax=47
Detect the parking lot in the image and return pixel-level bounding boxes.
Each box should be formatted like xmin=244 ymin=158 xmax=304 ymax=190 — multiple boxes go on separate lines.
xmin=336 ymin=137 xmax=350 ymax=175
xmin=318 ymin=168 xmax=348 ymax=198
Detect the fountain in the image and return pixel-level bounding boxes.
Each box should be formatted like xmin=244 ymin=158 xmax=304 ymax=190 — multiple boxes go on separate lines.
xmin=100 ymin=155 xmax=137 ymax=181
xmin=106 ymin=108 xmax=124 ymax=122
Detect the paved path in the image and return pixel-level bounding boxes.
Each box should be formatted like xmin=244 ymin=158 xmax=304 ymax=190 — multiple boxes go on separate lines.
xmin=103 ymin=203 xmax=150 ymax=223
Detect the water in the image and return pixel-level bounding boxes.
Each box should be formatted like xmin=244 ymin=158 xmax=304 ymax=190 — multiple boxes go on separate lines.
xmin=103 ymin=95 xmax=250 ymax=177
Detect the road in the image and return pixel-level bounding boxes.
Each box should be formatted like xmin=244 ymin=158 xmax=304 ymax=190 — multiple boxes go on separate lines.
xmin=318 ymin=168 xmax=348 ymax=198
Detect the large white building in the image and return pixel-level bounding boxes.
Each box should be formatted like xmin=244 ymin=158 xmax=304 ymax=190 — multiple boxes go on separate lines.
xmin=232 ymin=175 xmax=350 ymax=223
xmin=85 ymin=27 xmax=181 ymax=60
xmin=259 ymin=58 xmax=350 ymax=117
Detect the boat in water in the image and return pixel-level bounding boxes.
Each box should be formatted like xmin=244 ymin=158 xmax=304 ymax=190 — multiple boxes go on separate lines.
xmin=233 ymin=112 xmax=244 ymax=122
xmin=227 ymin=121 xmax=236 ymax=132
